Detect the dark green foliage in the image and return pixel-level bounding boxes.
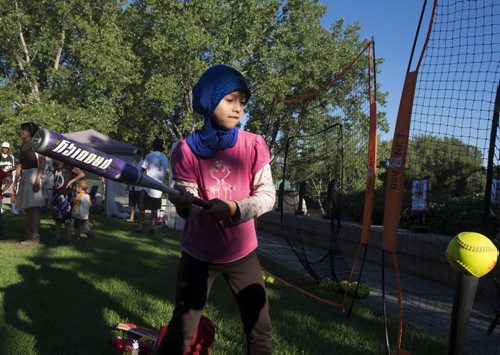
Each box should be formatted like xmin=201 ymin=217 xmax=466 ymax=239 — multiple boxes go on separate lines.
xmin=310 ymin=134 xmax=488 ymax=235
xmin=0 ymin=0 xmax=388 ymax=157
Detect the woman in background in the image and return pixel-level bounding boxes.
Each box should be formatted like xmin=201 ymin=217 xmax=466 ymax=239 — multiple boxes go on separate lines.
xmin=14 ymin=122 xmax=46 ymax=244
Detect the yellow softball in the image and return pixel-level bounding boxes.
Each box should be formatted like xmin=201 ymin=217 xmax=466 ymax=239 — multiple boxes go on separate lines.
xmin=446 ymin=232 xmax=498 ymax=277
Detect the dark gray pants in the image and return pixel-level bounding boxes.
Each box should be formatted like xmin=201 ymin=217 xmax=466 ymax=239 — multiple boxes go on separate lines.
xmin=158 ymin=251 xmax=272 ymax=354
xmin=73 ymin=218 xmax=94 ymax=239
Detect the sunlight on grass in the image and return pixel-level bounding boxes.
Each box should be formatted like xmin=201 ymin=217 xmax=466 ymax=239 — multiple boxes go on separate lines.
xmin=102 ymin=307 xmax=123 ymax=326
xmin=16 ymin=308 xmax=32 ymax=325
xmin=0 ymin=324 xmax=37 ymax=355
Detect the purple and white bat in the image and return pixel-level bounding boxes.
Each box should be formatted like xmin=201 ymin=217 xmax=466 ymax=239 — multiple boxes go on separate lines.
xmin=32 ymin=128 xmax=212 ymax=209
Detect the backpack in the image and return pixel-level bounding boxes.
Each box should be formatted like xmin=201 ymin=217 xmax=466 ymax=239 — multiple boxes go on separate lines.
xmin=156 ymin=315 xmax=215 ymax=354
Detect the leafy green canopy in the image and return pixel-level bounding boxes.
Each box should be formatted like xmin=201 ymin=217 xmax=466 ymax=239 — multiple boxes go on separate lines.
xmin=0 ymin=0 xmax=388 ymax=154
xmin=0 ymin=0 xmax=138 ymax=141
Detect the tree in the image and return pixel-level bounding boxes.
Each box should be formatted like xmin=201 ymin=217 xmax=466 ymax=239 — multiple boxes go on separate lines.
xmin=398 ymin=135 xmax=485 ymax=233
xmin=117 ymin=0 xmax=389 ymax=153
xmin=0 ymin=0 xmax=139 ymax=148
xmin=1 ymin=0 xmax=389 ymax=160
xmin=405 ymin=135 xmax=484 ymax=196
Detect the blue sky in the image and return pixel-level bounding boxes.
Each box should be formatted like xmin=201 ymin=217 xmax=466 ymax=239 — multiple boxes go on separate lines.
xmin=320 ymin=0 xmax=428 ymax=141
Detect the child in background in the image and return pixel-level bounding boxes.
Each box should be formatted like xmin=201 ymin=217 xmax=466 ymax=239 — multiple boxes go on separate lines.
xmin=51 ymin=160 xmax=85 ymax=245
xmin=159 ymin=65 xmax=276 ymax=354
xmin=72 ymin=178 xmax=94 ymax=240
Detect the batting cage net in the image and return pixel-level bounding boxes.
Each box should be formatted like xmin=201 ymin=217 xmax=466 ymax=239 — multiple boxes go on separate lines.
xmin=255 ymin=1 xmax=500 ymax=353
xmin=381 ymin=0 xmax=500 ymax=353
xmin=256 ymin=40 xmax=380 ymax=308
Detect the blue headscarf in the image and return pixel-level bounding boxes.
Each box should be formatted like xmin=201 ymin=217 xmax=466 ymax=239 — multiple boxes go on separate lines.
xmin=186 ymin=65 xmax=251 ymax=158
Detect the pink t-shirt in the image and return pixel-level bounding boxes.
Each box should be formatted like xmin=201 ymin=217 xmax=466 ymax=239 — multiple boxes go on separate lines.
xmin=171 ymin=130 xmax=271 ymax=263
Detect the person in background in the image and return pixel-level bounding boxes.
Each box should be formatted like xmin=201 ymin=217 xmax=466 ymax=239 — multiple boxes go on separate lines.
xmin=0 ymin=142 xmax=16 ymax=214
xmin=158 ymin=65 xmax=275 ymax=354
xmin=135 ymin=138 xmax=168 ymax=235
xmin=14 ymin=122 xmax=46 ymax=244
xmin=72 ymin=178 xmax=95 ymax=240
xmin=9 ymin=159 xmax=21 ymax=215
xmin=41 ymin=156 xmax=54 ymax=214
xmin=126 ymin=148 xmax=144 ymax=223
xmin=0 ymin=168 xmax=9 ymax=217
xmin=50 ymin=160 xmax=85 ymax=246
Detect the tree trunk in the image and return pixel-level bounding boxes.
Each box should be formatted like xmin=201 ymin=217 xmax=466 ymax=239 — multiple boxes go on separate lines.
xmin=54 ymin=26 xmax=66 ymax=70
xmin=15 ymin=0 xmax=40 ymax=102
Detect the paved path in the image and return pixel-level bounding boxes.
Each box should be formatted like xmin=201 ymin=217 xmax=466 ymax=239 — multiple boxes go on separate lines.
xmin=257 ymin=230 xmax=500 ymax=354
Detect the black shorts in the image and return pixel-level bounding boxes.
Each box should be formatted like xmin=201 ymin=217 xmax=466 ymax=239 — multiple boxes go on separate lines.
xmin=129 ymin=190 xmax=145 ymax=209
xmin=144 ymin=193 xmax=162 ymax=210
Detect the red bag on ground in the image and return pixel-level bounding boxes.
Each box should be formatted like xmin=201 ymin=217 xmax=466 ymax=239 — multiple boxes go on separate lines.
xmin=156 ymin=315 xmax=215 ymax=355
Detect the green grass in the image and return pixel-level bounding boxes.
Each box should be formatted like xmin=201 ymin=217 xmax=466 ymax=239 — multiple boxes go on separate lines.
xmin=0 ymin=208 xmax=447 ymax=354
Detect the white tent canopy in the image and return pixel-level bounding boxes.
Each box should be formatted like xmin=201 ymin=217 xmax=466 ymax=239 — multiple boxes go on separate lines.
xmin=64 ymin=129 xmax=138 ymax=218
xmin=64 ymin=129 xmax=138 ymax=156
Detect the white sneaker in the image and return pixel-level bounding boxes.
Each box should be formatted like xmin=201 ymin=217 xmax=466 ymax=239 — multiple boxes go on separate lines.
xmin=11 ymin=207 xmax=19 ymax=214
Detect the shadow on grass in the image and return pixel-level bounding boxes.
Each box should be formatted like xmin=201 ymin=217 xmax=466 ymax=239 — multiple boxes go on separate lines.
xmin=199 ymin=254 xmax=388 ymax=354
xmin=253 ymin=256 xmax=447 ymax=354
xmin=0 ymin=212 xmax=182 ymax=354
xmin=1 ymin=261 xmax=135 ymax=354
xmin=2 ymin=211 xmax=180 ymax=301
